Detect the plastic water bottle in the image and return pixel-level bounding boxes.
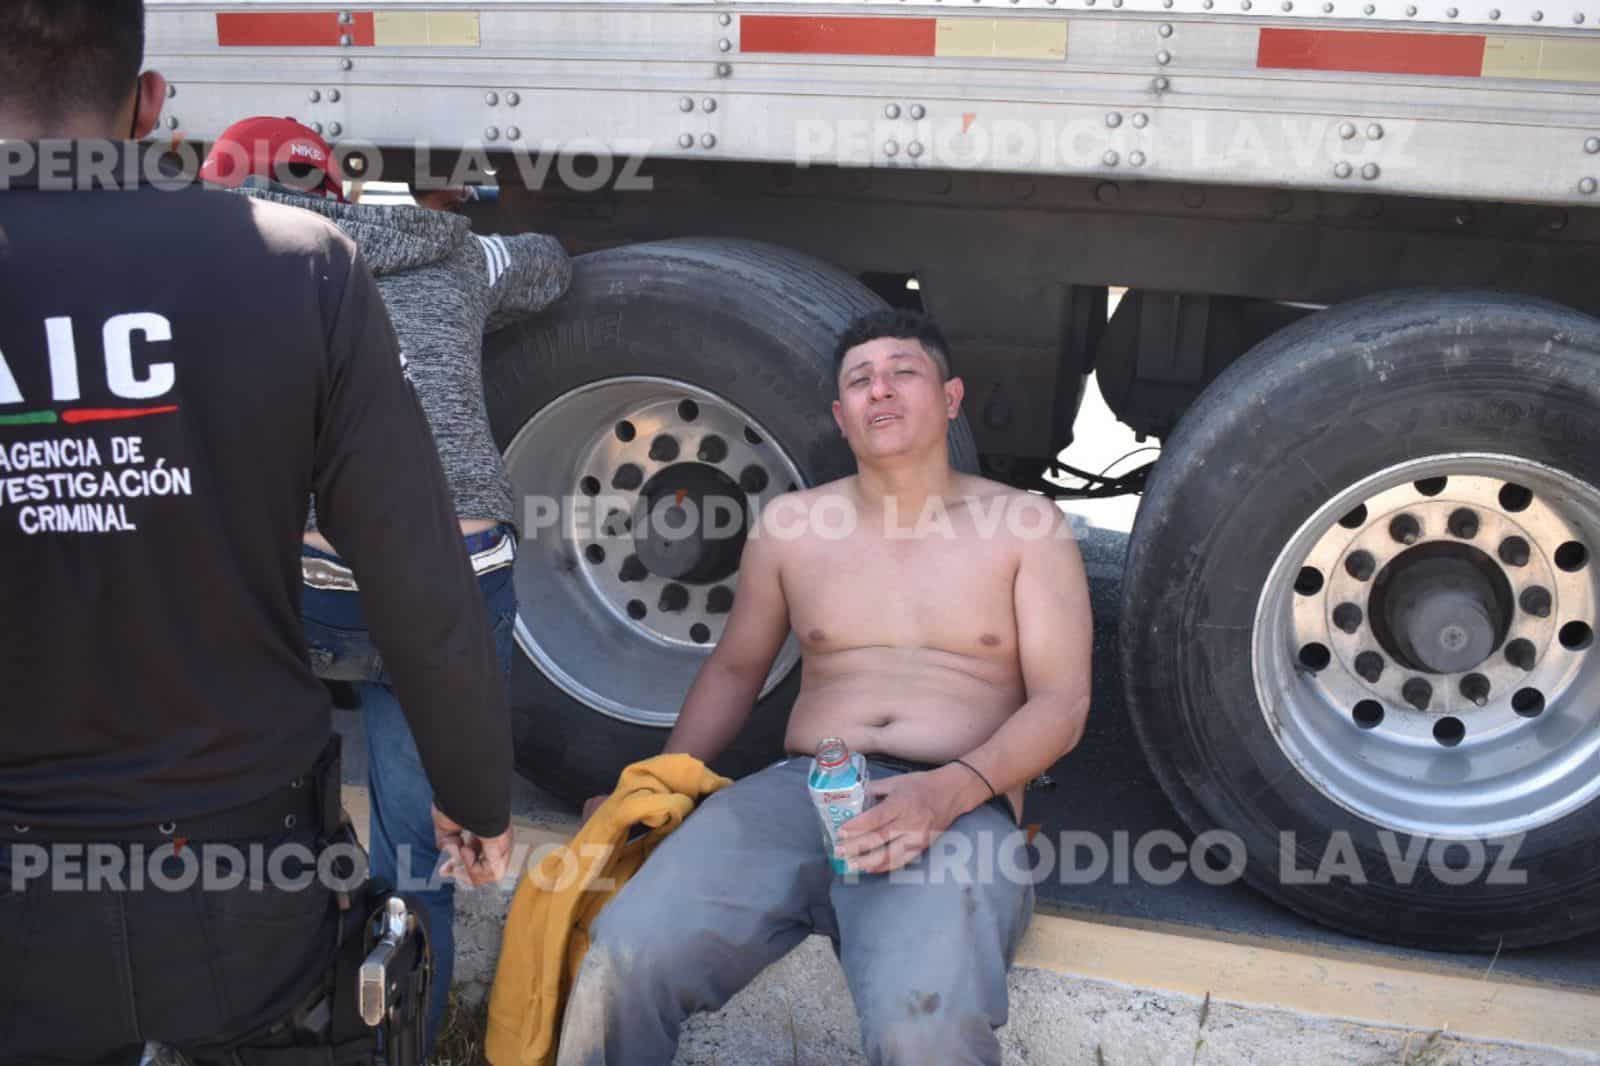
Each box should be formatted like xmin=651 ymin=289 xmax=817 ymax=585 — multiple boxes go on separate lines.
xmin=808 ymin=737 xmax=871 ymax=874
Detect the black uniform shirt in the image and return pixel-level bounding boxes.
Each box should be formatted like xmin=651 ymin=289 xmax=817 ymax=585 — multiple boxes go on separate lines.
xmin=0 ymin=144 xmax=512 ymax=837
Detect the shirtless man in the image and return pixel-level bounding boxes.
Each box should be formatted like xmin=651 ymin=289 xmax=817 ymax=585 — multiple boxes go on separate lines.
xmin=557 ymin=308 xmax=1094 ymax=1066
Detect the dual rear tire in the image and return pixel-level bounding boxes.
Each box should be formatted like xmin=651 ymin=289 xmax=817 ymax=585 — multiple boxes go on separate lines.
xmin=490 ymin=241 xmax=1600 ymax=949
xmin=1122 ymin=291 xmax=1600 ymax=949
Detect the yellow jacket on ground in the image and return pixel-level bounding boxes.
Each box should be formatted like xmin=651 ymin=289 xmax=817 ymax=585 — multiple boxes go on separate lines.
xmin=485 ymin=754 xmax=732 ymax=1066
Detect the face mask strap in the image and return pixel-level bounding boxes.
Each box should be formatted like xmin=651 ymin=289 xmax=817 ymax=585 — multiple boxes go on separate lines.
xmin=128 ymin=73 xmax=144 ymax=140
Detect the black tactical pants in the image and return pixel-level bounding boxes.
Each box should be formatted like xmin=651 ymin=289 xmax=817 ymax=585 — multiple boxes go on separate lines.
xmin=0 ymin=827 xmax=339 ymax=1066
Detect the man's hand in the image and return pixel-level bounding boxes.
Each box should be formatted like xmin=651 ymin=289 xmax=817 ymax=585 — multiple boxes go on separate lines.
xmin=432 ymin=804 xmax=512 ymax=887
xmin=834 ymin=767 xmax=969 ymax=875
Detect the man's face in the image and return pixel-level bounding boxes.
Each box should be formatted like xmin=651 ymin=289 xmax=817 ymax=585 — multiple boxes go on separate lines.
xmin=831 ymin=336 xmax=963 ymax=462
xmin=416 ymin=187 xmax=469 ymax=213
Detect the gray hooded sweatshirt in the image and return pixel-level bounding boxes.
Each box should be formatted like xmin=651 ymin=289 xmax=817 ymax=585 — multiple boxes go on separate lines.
xmin=240 ymin=187 xmax=571 ymax=532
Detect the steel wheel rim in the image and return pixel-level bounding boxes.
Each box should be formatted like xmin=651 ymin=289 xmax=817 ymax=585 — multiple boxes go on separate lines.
xmin=503 ymin=377 xmax=805 ymax=727
xmin=1254 ymin=453 xmax=1600 ymax=839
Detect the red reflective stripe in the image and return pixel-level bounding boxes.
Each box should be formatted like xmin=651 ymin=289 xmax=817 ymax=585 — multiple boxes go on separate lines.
xmin=740 ymin=15 xmax=937 ymax=57
xmin=1258 ymin=28 xmax=1486 ymax=76
xmin=216 ymin=11 xmax=375 ymax=47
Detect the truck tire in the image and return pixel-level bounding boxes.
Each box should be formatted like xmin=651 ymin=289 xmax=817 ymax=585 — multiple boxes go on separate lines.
xmin=1122 ymin=290 xmax=1600 ymax=950
xmin=484 ymin=238 xmax=979 ymax=806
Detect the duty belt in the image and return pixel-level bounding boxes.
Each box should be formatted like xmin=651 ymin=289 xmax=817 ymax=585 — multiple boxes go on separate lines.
xmin=1 ymin=738 xmax=341 ymax=845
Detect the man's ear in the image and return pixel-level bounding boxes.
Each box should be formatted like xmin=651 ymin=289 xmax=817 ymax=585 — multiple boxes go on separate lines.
xmin=831 ymin=398 xmax=846 ymax=437
xmin=944 ymin=376 xmax=965 ymax=419
xmin=131 ymin=71 xmax=168 ymax=140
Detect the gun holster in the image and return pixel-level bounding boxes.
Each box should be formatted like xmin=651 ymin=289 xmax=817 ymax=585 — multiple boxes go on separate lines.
xmin=223 ymin=736 xmax=435 ymax=1066
xmin=354 ymin=892 xmax=433 ymax=1065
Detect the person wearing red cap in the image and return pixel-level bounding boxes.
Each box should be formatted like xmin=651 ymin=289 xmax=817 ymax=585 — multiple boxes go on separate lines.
xmin=1 ymin=3 xmax=516 ymax=1064
xmin=201 ymin=116 xmax=572 ymax=1055
xmin=198 ymin=114 xmax=349 ymax=201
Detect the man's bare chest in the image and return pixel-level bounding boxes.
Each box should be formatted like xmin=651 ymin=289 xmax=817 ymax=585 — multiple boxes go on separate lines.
xmin=783 ymin=537 xmax=1020 ymax=657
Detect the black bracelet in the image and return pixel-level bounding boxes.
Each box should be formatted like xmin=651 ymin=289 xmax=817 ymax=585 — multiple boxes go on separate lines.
xmin=951 ymin=757 xmax=997 ymax=800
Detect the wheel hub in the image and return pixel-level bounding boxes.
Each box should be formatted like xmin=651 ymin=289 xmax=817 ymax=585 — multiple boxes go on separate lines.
xmin=634 ymin=463 xmax=749 ymax=583
xmin=501 ymin=377 xmax=805 ymax=727
xmin=1256 ymin=456 xmax=1600 ymax=838
xmin=1370 ymin=544 xmax=1512 ymax=675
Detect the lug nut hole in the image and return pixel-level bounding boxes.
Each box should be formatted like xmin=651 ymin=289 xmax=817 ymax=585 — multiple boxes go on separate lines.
xmin=1512 ymin=687 xmax=1545 ymax=717
xmin=1560 ymin=620 xmax=1593 ymax=650
xmin=1432 ymin=716 xmax=1465 ymax=747
xmin=1556 ymin=541 xmax=1589 ymax=573
xmin=1299 ymin=643 xmax=1332 ymax=671
xmin=1414 ymin=477 xmax=1448 ymax=497
xmin=1295 ymin=567 xmax=1325 ymax=596
xmin=1339 ymin=504 xmax=1368 ymax=529
xmin=1352 ymin=700 xmax=1385 ymax=729
xmin=614 ymin=420 xmax=637 ymax=443
xmin=740 ymin=465 xmax=770 ymax=495
xmin=1498 ymin=483 xmax=1533 ymax=512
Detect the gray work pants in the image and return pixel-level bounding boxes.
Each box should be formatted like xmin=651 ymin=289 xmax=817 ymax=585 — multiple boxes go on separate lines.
xmin=556 ymin=757 xmax=1035 ymax=1066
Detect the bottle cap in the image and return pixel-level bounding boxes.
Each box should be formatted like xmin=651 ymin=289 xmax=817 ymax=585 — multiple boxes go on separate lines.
xmin=814 ymin=737 xmax=849 ymax=769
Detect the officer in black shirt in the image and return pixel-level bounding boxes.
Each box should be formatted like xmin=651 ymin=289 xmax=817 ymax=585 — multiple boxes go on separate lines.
xmin=0 ymin=3 xmax=516 ymax=1062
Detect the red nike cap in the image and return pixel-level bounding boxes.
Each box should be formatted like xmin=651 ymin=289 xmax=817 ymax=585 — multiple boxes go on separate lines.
xmin=199 ymin=116 xmax=347 ymax=202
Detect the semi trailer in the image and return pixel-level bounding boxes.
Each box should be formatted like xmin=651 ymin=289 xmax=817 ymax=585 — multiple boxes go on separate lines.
xmin=146 ymin=0 xmax=1600 ymax=951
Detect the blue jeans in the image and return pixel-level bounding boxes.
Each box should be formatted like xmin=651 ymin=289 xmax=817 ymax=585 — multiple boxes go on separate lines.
xmin=557 ymin=757 xmax=1034 ymax=1066
xmin=301 ymin=532 xmax=517 ymax=1054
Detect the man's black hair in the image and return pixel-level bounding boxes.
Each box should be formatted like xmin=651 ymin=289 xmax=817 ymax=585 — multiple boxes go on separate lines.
xmin=833 ymin=308 xmax=954 ymax=381
xmin=1 ymin=1 xmax=145 ymax=124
